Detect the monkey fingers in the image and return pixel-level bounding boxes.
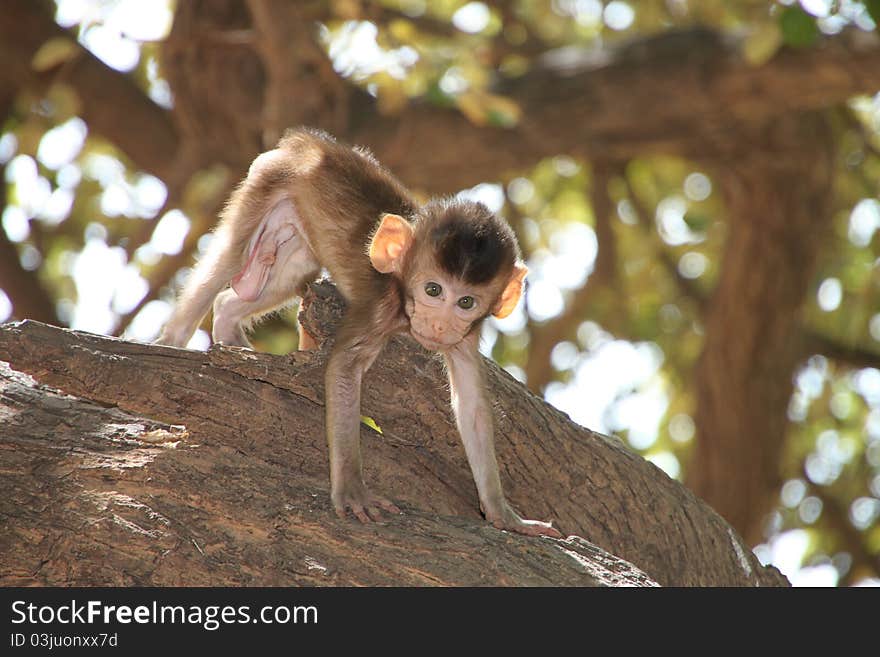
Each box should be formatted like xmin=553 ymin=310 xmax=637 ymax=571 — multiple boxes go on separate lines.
xmin=485 ymin=500 xmax=564 ymax=538
xmin=334 ymin=488 xmax=401 ymax=524
xmin=492 ymin=517 xmax=564 ymax=539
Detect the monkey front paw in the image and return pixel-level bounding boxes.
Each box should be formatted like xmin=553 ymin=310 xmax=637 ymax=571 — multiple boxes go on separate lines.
xmin=494 ymin=517 xmax=563 ymax=539
xmin=332 ymin=485 xmax=402 ymax=524
xmin=485 ymin=501 xmax=564 ymax=539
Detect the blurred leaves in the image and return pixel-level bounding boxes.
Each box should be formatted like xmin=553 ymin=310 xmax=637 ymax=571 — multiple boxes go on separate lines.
xmin=31 ymin=36 xmax=78 ymax=72
xmin=779 ymin=5 xmax=820 ymax=48
xmin=744 ymin=21 xmax=783 ymax=66
xmin=867 ymin=0 xmax=880 ymax=26
xmin=456 ymin=91 xmax=521 ymax=127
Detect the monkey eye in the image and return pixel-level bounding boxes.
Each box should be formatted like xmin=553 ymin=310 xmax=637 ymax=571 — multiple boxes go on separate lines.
xmin=425 ymin=282 xmax=442 ymax=297
xmin=457 ymin=296 xmax=475 ymax=310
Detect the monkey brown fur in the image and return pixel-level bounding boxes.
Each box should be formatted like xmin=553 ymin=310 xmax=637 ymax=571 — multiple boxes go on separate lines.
xmin=158 ymin=128 xmax=561 ymax=538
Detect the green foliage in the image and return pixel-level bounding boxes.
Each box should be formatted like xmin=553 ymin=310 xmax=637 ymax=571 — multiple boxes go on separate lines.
xmin=743 ymin=21 xmax=784 ymax=66
xmin=31 ymin=36 xmax=79 ymax=72
xmin=360 ymin=416 xmax=384 ymax=435
xmin=779 ymin=6 xmax=820 ymax=48
xmin=867 ymin=0 xmax=880 ymax=26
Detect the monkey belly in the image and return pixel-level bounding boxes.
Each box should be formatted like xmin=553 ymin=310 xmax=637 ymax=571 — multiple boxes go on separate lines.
xmin=231 ymin=198 xmax=310 ymax=301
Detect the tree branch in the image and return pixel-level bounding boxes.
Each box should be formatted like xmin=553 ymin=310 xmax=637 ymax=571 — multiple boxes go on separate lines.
xmin=351 ymin=28 xmax=880 ymax=192
xmin=0 ymin=290 xmax=788 ymax=587
xmin=0 ymin=360 xmax=657 ymax=587
xmin=245 ymin=0 xmax=351 ymax=145
xmin=0 ymin=0 xmax=180 ymax=180
xmin=6 ymin=4 xmax=880 ymax=200
xmin=0 ymin=233 xmax=59 ymax=325
xmin=801 ymin=330 xmax=880 ymax=370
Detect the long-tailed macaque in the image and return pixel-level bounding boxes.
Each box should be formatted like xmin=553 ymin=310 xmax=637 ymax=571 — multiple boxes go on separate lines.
xmin=158 ymin=128 xmax=560 ymax=538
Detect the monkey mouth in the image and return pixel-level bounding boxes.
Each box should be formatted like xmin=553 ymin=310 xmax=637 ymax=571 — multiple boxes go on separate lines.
xmin=410 ymin=329 xmax=453 ymax=352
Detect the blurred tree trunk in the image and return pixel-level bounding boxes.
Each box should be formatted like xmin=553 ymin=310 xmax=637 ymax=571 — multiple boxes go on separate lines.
xmin=688 ymin=113 xmax=836 ymax=543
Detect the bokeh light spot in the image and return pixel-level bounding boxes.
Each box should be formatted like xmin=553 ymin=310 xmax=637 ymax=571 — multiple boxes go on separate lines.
xmin=817 ymin=278 xmax=842 ymax=312
xmin=452 ymin=2 xmax=490 ymax=33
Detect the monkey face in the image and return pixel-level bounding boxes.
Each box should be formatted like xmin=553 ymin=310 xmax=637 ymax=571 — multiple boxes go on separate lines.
xmin=404 ymin=271 xmax=489 ymax=351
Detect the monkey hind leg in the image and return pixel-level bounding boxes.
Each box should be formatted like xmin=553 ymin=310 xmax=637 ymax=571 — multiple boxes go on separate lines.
xmin=212 ymin=208 xmax=320 ymax=348
xmin=211 ymin=289 xmax=257 ymax=347
xmin=156 ymin=229 xmax=244 ymax=348
xmin=212 ymin=269 xmax=317 ymax=348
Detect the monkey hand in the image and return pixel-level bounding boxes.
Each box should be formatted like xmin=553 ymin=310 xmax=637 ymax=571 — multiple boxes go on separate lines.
xmin=485 ymin=499 xmax=563 ymax=539
xmin=332 ymin=481 xmax=402 ymax=524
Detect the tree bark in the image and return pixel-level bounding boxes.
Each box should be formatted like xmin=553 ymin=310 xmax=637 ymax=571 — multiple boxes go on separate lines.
xmin=688 ymin=113 xmax=836 ymax=544
xmin=0 ymin=283 xmax=786 ymax=587
xmin=0 ymin=361 xmax=653 ymax=586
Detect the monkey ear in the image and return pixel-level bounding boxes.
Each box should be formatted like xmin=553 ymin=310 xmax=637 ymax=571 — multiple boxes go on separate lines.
xmin=369 ymin=214 xmax=414 ymax=274
xmin=492 ymin=263 xmax=528 ymax=319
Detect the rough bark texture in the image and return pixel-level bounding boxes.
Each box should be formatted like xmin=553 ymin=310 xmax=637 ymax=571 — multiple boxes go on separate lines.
xmin=689 ymin=114 xmax=836 ymax=544
xmin=0 ymin=284 xmax=786 ymax=587
xmin=0 ymin=362 xmax=652 ymax=586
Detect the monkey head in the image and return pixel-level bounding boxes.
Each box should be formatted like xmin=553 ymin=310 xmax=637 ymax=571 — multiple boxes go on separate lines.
xmin=369 ymin=199 xmax=527 ymax=352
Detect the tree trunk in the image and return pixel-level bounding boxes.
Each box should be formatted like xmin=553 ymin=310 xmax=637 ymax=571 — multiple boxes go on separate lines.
xmin=688 ymin=113 xmax=836 ymax=543
xmin=0 ymin=283 xmax=786 ymax=587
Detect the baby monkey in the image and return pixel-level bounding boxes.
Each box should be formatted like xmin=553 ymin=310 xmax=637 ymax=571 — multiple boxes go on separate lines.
xmin=159 ymin=128 xmax=560 ymax=538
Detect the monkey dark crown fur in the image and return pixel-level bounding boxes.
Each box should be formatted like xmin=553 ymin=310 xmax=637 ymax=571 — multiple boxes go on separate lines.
xmin=423 ymin=198 xmax=520 ymax=285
